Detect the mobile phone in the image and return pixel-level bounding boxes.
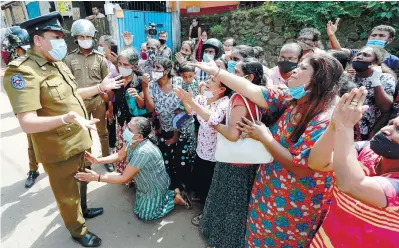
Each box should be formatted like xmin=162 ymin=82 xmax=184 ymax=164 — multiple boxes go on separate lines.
xmin=111 ymin=45 xmax=118 ymax=54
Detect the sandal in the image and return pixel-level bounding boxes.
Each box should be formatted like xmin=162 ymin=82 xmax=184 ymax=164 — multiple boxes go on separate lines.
xmin=181 ymin=191 xmax=192 ymax=209
xmin=191 ymin=213 xmax=203 ymax=226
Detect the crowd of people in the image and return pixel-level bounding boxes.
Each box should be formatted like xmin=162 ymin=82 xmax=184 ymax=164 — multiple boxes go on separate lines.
xmin=1 ymin=11 xmax=398 ymax=248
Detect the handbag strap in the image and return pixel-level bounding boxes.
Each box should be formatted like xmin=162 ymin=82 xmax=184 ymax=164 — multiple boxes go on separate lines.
xmin=226 ymin=93 xmax=259 ymax=125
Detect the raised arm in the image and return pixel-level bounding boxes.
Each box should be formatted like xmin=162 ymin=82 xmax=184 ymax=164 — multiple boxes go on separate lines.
xmin=192 ymin=61 xmax=268 ymax=109
xmin=141 ymin=74 xmax=155 ymax=112
xmin=326 ymin=19 xmax=351 ymax=57
xmin=332 ymin=89 xmax=387 ymax=208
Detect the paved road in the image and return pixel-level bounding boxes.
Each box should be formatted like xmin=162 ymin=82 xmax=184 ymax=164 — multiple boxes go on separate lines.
xmin=0 ymin=77 xmax=206 ymax=248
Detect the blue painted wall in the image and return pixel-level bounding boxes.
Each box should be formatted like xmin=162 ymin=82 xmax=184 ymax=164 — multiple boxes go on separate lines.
xmin=26 ymin=1 xmax=41 ymax=19
xmin=117 ymin=10 xmax=173 ymax=53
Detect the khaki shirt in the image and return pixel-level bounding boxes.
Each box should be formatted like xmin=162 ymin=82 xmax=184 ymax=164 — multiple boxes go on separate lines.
xmin=3 ymin=50 xmax=92 ymax=164
xmin=64 ymin=48 xmax=109 ymax=89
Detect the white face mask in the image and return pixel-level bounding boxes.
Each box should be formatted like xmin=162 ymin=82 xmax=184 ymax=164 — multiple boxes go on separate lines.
xmin=119 ymin=67 xmax=133 ymax=77
xmin=152 ymin=71 xmax=164 ymax=81
xmin=48 ymin=39 xmax=68 ymax=61
xmin=97 ymin=46 xmax=104 ymax=54
xmin=204 ymin=89 xmax=219 ymax=98
xmin=78 ymin=39 xmax=93 ymax=49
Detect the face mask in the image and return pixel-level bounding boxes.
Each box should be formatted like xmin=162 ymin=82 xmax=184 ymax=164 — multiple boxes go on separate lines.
xmin=119 ymin=67 xmax=133 ymax=77
xmin=123 ymin=128 xmax=135 ymax=146
xmin=159 ymin=39 xmax=166 ymax=45
xmin=97 ymin=46 xmax=104 ymax=54
xmin=352 ymin=61 xmax=371 ymax=72
xmin=181 ymin=53 xmax=190 ymax=59
xmin=140 ymin=51 xmax=148 ymax=60
xmin=370 ymin=131 xmax=399 ymax=159
xmin=203 ymin=89 xmax=220 ymax=98
xmin=277 ymin=61 xmax=298 ymax=74
xmin=148 ymin=50 xmax=156 ymax=60
xmin=192 ymin=22 xmax=198 ymax=27
xmin=228 ymin=60 xmax=237 ymax=73
xmin=78 ymin=39 xmax=93 ymax=49
xmin=48 ymin=39 xmax=68 ymax=61
xmin=366 ymin=39 xmax=386 ymax=48
xmin=203 ymin=53 xmax=214 ymax=63
xmin=152 ymin=71 xmax=164 ymax=81
xmin=289 ymin=85 xmax=308 ymax=100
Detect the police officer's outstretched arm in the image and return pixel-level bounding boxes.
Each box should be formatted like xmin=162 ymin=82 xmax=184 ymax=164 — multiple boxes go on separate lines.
xmin=77 ymin=72 xmax=124 ymax=100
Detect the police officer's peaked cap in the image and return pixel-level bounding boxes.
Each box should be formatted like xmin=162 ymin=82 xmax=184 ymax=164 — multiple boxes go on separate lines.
xmin=20 ymin=12 xmax=69 ymax=35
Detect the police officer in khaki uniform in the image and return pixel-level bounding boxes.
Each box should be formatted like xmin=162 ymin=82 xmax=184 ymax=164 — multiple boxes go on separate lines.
xmin=3 ymin=12 xmax=123 ymax=247
xmin=64 ymin=19 xmax=114 ymax=172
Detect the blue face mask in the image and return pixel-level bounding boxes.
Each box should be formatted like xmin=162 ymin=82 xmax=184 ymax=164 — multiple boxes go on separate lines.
xmin=48 ymin=39 xmax=68 ymax=61
xmin=228 ymin=60 xmax=237 ymax=73
xmin=123 ymin=128 xmax=135 ymax=146
xmin=366 ymin=39 xmax=386 ymax=48
xmin=289 ymin=85 xmax=309 ymax=100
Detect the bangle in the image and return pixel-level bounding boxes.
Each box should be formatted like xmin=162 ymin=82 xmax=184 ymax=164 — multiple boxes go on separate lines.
xmin=97 ymin=84 xmax=106 ymax=94
xmin=98 ymin=174 xmax=101 ymax=182
xmin=61 ymin=115 xmax=68 ymax=125
xmin=214 ymin=67 xmax=221 ymax=78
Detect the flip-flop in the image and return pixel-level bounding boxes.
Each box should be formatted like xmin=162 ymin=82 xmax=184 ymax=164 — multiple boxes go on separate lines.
xmin=191 ymin=213 xmax=203 ymax=226
xmin=181 ymin=191 xmax=192 ymax=209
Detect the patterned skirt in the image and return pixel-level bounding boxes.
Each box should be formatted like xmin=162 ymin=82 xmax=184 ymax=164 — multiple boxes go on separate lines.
xmin=200 ymin=162 xmax=257 ymax=248
xmin=115 ymin=122 xmax=128 ymax=174
xmin=134 ymin=189 xmax=175 ymax=221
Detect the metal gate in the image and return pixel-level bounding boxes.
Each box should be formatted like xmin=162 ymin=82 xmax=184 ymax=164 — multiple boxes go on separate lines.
xmin=117 ymin=10 xmax=173 ymax=53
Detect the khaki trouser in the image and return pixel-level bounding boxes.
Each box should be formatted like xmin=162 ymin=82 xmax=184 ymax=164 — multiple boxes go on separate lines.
xmin=42 ymin=152 xmax=88 ymax=238
xmin=84 ymin=96 xmax=109 ymax=166
xmin=27 ymin=134 xmax=39 ymax=171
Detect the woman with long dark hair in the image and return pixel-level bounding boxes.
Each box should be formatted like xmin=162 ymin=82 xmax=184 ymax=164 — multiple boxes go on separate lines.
xmin=193 ymin=53 xmax=343 ymax=247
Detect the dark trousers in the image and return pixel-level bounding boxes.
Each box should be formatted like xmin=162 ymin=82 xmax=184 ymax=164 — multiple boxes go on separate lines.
xmin=108 ymin=118 xmax=116 ymax=149
xmin=192 ymin=156 xmax=216 ymax=205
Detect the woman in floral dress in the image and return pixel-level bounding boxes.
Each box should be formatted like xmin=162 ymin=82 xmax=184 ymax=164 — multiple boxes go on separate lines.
xmin=193 ymin=53 xmax=343 ymax=247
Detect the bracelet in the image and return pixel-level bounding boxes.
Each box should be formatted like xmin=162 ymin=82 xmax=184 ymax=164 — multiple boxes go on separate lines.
xmin=214 ymin=67 xmax=221 ymax=78
xmin=98 ymin=174 xmax=101 ymax=182
xmin=61 ymin=115 xmax=68 ymax=125
xmin=97 ymin=84 xmax=106 ymax=94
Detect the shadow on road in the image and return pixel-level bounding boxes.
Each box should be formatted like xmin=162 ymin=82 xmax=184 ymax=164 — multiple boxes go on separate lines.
xmin=1 ymin=126 xmax=23 ymax=138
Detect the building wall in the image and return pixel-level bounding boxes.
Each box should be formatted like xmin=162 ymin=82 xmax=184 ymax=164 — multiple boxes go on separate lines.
xmin=169 ymin=1 xmax=239 ymax=16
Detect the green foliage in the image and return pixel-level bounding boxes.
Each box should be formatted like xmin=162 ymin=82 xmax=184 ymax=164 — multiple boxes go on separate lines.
xmin=272 ymin=1 xmax=366 ymax=31
xmin=210 ymin=24 xmax=223 ymax=40
xmin=367 ymin=1 xmax=399 ymax=19
xmin=241 ymin=33 xmax=256 ymax=47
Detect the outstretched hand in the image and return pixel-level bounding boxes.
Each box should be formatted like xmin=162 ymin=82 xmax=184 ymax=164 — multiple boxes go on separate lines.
xmin=100 ymin=73 xmax=124 ymax=91
xmin=63 ymin=111 xmax=99 ymax=131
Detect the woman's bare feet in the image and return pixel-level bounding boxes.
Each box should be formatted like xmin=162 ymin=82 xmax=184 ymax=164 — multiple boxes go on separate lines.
xmin=174 ymin=188 xmax=186 ymax=206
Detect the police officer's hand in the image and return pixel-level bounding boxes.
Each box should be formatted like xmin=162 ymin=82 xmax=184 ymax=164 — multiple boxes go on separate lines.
xmin=84 ymin=151 xmax=100 ymax=165
xmin=63 ymin=111 xmax=99 ymax=131
xmin=100 ymin=73 xmax=124 ymax=91
xmin=75 ymin=169 xmax=99 ymax=182
xmin=142 ymin=73 xmax=151 ymax=88
xmin=106 ymin=109 xmax=114 ymax=124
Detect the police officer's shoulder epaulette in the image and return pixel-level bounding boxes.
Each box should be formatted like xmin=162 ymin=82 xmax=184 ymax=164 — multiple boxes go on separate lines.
xmin=8 ymin=55 xmax=29 ymax=67
xmin=67 ymin=48 xmax=79 ymax=56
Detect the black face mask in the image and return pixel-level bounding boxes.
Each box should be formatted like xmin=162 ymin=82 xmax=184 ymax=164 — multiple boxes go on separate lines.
xmin=370 ymin=131 xmax=399 ymax=160
xmin=352 ymin=61 xmax=371 ymax=72
xmin=159 ymin=39 xmax=166 ymax=45
xmin=277 ymin=60 xmax=298 ymax=74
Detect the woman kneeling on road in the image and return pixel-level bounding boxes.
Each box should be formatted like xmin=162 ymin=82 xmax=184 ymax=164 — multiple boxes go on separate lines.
xmin=75 ymin=117 xmax=190 ymax=221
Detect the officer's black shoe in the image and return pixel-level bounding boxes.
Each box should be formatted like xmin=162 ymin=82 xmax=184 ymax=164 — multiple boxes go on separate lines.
xmin=104 ymin=163 xmax=115 ymax=172
xmin=83 ymin=208 xmax=104 ymax=219
xmin=25 ymin=171 xmax=39 ymax=188
xmin=72 ymin=231 xmax=102 ymax=247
